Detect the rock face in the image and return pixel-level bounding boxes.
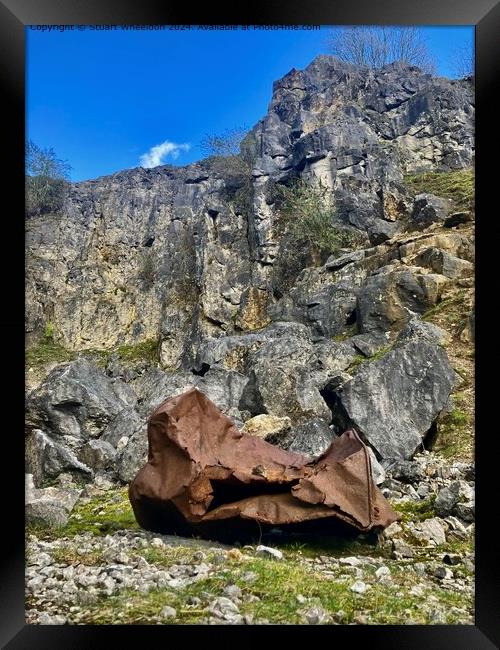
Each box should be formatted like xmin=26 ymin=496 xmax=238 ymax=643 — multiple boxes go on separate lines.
xmin=332 ymin=335 xmax=457 ymax=460
xmin=25 ymin=55 xmax=474 ymax=484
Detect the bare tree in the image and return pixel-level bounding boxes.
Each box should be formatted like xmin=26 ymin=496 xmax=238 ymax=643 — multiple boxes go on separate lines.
xmin=199 ymin=126 xmax=248 ymax=158
xmin=26 ymin=140 xmax=72 ymax=216
xmin=326 ymin=26 xmax=436 ymax=74
xmin=448 ymin=45 xmax=474 ymax=79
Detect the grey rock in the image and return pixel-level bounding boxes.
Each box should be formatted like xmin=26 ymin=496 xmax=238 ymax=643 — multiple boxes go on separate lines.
xmin=411 ymin=517 xmax=447 ymax=545
xmin=367 ymin=447 xmax=386 ymax=485
xmin=350 ymin=580 xmax=369 ymax=594
xmin=413 ymin=247 xmax=474 ymax=280
xmin=160 ymin=606 xmax=177 ymax=619
xmin=356 ymin=265 xmax=439 ymax=334
xmin=392 ymin=539 xmax=415 ymax=559
xmin=444 ymin=212 xmax=473 ymax=228
xmin=303 ymin=606 xmax=331 ymax=624
xmin=267 ymin=418 xmax=334 ymax=458
xmin=385 ymin=460 xmax=425 ymax=484
xmin=396 ymin=318 xmax=449 ymax=346
xmin=255 ymin=545 xmax=283 ymax=560
xmin=334 ymin=340 xmax=456 ymax=459
xmin=434 ymin=481 xmax=474 ymax=517
xmin=454 ymin=501 xmax=475 ymax=522
xmin=26 ymin=429 xmax=93 ymax=487
xmin=411 ymin=194 xmax=453 ymax=230
xmin=26 ymin=486 xmax=82 ymax=528
xmin=434 ymin=566 xmax=453 ymax=580
xmin=223 ymin=584 xmax=242 ymax=600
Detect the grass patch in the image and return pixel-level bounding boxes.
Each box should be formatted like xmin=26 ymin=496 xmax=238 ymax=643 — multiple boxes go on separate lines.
xmin=434 ymin=408 xmax=473 ymax=459
xmin=346 ymin=345 xmax=393 ymax=373
xmin=392 ymin=497 xmax=437 ymax=523
xmin=333 ymin=323 xmax=358 ymax=342
xmin=404 ymin=169 xmax=475 ymax=212
xmin=26 ymin=487 xmax=139 ymax=540
xmin=73 ymin=554 xmax=471 ymax=625
xmin=26 ymin=338 xmax=74 ymax=369
xmin=114 ymin=339 xmax=159 ymax=363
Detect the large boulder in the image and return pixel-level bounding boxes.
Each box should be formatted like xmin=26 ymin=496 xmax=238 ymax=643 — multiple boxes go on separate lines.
xmin=356 ymin=264 xmax=447 ymax=333
xmin=25 ymin=475 xmax=82 ymax=528
xmin=238 ymin=330 xmax=331 ymax=423
xmin=26 ymin=358 xmax=136 ymax=442
xmin=333 ymin=337 xmax=457 ymax=460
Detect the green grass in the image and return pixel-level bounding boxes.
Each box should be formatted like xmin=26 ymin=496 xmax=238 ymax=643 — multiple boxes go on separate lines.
xmin=71 ymin=553 xmax=471 ymax=625
xmin=434 ymin=407 xmax=473 ymax=459
xmin=346 ymin=345 xmax=393 ymax=373
xmin=114 ymin=339 xmax=159 ymax=363
xmin=26 ymin=487 xmax=139 ymax=540
xmin=26 ymin=338 xmax=74 ymax=368
xmin=392 ymin=497 xmax=437 ymax=523
xmin=404 ymin=169 xmax=475 ymax=212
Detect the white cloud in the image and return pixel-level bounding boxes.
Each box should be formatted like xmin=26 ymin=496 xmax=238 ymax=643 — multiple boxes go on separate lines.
xmin=139 ymin=140 xmax=191 ymax=168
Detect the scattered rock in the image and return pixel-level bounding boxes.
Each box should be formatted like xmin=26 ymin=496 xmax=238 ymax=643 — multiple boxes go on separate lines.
xmin=255 ymin=545 xmax=283 ymax=560
xmin=350 ymin=581 xmax=369 ymax=594
xmin=160 ymin=606 xmax=177 ymax=619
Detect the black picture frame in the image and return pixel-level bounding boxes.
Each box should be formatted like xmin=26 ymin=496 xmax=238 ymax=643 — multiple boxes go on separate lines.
xmin=3 ymin=0 xmax=499 ymax=647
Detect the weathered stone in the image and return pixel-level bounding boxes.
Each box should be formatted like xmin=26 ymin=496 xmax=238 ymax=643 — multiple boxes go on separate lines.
xmin=334 ymin=340 xmax=456 ymax=459
xmin=26 ymin=486 xmax=82 ymax=528
xmin=411 ymin=194 xmax=453 ymax=230
xmin=434 ymin=481 xmax=474 ymax=517
xmin=255 ymin=546 xmax=283 ymax=560
xmin=411 ymin=517 xmax=447 ymax=545
xmin=241 ymin=414 xmax=291 ymax=439
xmin=356 ymin=265 xmax=441 ymax=334
xmin=267 ymin=417 xmax=334 ymax=458
xmin=385 ymin=459 xmax=425 ymax=484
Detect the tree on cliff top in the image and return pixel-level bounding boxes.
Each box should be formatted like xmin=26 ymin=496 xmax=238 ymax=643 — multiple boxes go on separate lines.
xmin=326 ymin=27 xmax=436 ymax=74
xmin=26 ymin=140 xmax=72 ymax=217
xmin=199 ymin=126 xmax=248 ymax=158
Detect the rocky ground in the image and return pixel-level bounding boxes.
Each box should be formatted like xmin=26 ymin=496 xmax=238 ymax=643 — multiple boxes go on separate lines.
xmin=26 ymin=450 xmax=474 ymax=626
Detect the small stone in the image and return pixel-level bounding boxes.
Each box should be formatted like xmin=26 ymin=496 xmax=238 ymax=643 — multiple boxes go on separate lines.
xmin=339 ymin=556 xmax=361 ymax=566
xmin=381 ymin=522 xmax=403 ymax=540
xmin=296 ymin=594 xmax=307 ymax=604
xmin=227 ymin=548 xmax=243 ymax=561
xmin=443 ymin=553 xmax=461 ymax=566
xmin=255 ymin=545 xmax=283 ymax=560
xmin=454 ymin=501 xmax=475 ymax=522
xmin=428 ymin=608 xmax=447 ymax=624
xmin=375 ymin=566 xmax=391 ymax=580
xmin=223 ymin=584 xmax=242 ymax=599
xmin=411 ymin=517 xmax=447 ymax=545
xmin=38 ymin=613 xmax=67 ymax=625
xmin=241 ymin=571 xmax=257 ymax=583
xmin=193 ymin=551 xmax=206 ymax=562
xmin=434 ymin=566 xmax=453 ymax=580
xmin=151 ymin=538 xmax=165 ymax=548
xmin=392 ymin=539 xmax=415 ymax=559
xmin=116 ymin=436 xmax=129 ymax=451
xmin=187 ymin=596 xmax=202 ymax=606
xmin=350 ymin=580 xmax=369 ymax=594
xmin=160 ymin=606 xmax=177 ymax=619
xmin=303 ymin=606 xmax=330 ymax=625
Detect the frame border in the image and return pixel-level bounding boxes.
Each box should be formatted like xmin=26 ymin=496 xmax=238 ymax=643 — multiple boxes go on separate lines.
xmin=3 ymin=0 xmax=498 ymax=647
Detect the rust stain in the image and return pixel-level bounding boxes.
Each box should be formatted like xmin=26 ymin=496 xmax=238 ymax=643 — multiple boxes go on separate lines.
xmin=129 ymin=387 xmax=399 ymax=538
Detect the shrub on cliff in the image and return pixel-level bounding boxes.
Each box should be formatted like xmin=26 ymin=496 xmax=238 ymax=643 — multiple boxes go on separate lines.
xmin=26 ymin=140 xmax=72 ymax=217
xmin=275 ymin=179 xmax=357 ymax=261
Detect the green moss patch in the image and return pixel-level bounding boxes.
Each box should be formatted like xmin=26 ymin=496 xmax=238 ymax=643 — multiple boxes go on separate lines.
xmin=404 ymin=169 xmax=475 ymax=212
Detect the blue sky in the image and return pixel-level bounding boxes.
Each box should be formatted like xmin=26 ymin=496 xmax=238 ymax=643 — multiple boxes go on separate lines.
xmin=26 ymin=26 xmax=474 ymax=182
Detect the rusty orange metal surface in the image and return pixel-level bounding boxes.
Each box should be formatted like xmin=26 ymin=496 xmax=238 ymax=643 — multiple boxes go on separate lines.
xmin=129 ymin=387 xmax=399 ymax=538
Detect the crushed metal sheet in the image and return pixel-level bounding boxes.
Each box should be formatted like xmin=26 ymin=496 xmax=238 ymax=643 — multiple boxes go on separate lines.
xmin=129 ymin=387 xmax=399 ymax=538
